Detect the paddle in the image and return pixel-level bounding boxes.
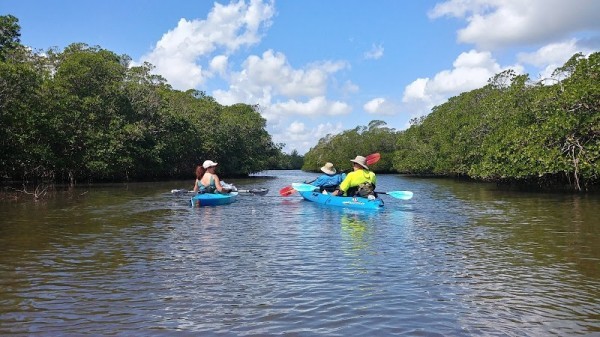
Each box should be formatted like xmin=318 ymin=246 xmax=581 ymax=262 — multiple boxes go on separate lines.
xmin=171 ymin=188 xmax=269 ymax=196
xmin=291 ymin=183 xmax=318 ymax=192
xmin=290 ymin=183 xmax=413 ymax=200
xmin=375 ymin=191 xmax=413 ymax=200
xmin=238 ymin=188 xmax=269 ymax=196
xmin=279 ymin=152 xmax=381 ymax=196
xmin=279 ymin=185 xmax=296 ymax=196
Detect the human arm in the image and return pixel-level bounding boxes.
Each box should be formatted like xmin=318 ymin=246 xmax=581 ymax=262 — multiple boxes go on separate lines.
xmin=212 ymin=175 xmax=231 ymax=193
xmin=193 ymin=179 xmax=199 ymax=192
xmin=310 ymin=175 xmax=326 ymax=187
xmin=304 ymin=177 xmax=317 ymax=185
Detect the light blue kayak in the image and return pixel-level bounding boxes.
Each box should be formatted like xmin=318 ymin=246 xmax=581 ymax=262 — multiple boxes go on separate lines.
xmin=190 ymin=192 xmax=238 ymax=207
xmin=297 ymin=191 xmax=384 ymax=210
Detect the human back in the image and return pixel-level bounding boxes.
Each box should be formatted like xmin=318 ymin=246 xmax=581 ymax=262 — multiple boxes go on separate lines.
xmin=311 ymin=162 xmax=346 ymax=192
xmin=334 ymin=155 xmax=377 ymax=197
xmin=339 ymin=169 xmax=376 ymax=196
xmin=193 ymin=160 xmax=231 ymax=194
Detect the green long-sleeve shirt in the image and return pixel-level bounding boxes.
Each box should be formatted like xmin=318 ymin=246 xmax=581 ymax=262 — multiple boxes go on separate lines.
xmin=338 ymin=169 xmax=376 ymax=195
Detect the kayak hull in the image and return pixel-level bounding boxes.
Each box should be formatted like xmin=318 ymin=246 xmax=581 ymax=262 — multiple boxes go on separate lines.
xmin=191 ymin=192 xmax=238 ymax=207
xmin=298 ymin=191 xmax=384 ymax=210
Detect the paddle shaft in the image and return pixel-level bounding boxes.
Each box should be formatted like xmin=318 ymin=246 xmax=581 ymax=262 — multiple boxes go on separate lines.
xmin=376 ymin=191 xmax=413 ymax=200
xmin=172 ymin=188 xmax=267 ymax=195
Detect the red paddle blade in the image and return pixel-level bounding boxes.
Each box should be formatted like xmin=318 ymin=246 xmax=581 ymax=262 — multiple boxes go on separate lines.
xmin=366 ymin=152 xmax=381 ymax=165
xmin=279 ymin=185 xmax=296 ymax=196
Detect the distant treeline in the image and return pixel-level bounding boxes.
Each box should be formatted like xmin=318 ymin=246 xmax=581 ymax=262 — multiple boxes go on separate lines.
xmin=2 ymin=14 xmax=598 ymax=191
xmin=304 ymin=52 xmax=599 ymax=191
xmin=1 ymin=15 xmax=302 ymax=186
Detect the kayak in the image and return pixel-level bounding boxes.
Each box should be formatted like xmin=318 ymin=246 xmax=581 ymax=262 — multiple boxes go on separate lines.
xmin=298 ymin=190 xmax=384 ymax=210
xmin=190 ymin=192 xmax=238 ymax=207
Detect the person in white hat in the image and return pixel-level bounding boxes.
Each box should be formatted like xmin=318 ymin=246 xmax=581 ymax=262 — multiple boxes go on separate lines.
xmin=332 ymin=155 xmax=377 ymax=198
xmin=309 ymin=162 xmax=346 ymax=193
xmin=192 ymin=160 xmax=232 ymax=194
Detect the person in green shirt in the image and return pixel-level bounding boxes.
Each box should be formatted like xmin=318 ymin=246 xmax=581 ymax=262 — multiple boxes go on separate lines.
xmin=333 ymin=155 xmax=376 ymax=198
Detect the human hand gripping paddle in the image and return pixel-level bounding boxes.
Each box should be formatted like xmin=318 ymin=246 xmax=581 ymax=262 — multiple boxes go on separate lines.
xmin=279 ymin=152 xmax=382 ymax=196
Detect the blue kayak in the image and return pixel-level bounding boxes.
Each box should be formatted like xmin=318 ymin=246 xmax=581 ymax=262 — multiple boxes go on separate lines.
xmin=190 ymin=192 xmax=238 ymax=207
xmin=298 ymin=191 xmax=384 ymax=210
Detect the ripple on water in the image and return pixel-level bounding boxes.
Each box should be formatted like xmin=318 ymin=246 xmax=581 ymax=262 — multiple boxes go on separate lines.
xmin=0 ymin=175 xmax=598 ymax=336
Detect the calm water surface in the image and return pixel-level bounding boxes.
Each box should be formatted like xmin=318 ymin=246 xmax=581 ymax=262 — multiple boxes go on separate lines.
xmin=1 ymin=170 xmax=598 ymax=336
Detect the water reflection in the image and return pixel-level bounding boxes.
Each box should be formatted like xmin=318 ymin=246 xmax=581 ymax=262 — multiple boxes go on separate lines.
xmin=0 ymin=173 xmax=598 ymax=336
xmin=340 ymin=212 xmax=369 ymax=247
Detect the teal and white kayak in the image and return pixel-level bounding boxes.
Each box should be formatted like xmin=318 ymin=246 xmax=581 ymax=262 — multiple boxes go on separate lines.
xmin=297 ymin=190 xmax=384 ymax=210
xmin=190 ymin=192 xmax=238 ymax=207
xmin=290 ymin=182 xmax=414 ymax=210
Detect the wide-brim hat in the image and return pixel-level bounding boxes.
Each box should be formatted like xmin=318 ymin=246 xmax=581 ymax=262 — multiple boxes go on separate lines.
xmin=350 ymin=155 xmax=369 ymax=170
xmin=202 ymin=160 xmax=218 ymax=169
xmin=320 ymin=162 xmax=337 ymax=175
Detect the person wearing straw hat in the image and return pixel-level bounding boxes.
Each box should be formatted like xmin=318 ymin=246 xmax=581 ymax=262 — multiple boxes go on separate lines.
xmin=332 ymin=155 xmax=377 ymax=198
xmin=309 ymin=162 xmax=346 ymax=193
xmin=192 ymin=160 xmax=232 ymax=194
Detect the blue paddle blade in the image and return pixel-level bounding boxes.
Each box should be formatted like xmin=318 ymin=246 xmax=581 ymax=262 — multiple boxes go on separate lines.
xmin=292 ymin=183 xmax=318 ymax=192
xmin=385 ymin=191 xmax=413 ymax=200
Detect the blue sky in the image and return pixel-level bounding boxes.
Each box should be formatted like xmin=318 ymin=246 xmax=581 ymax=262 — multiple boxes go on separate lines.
xmin=4 ymin=0 xmax=600 ymax=154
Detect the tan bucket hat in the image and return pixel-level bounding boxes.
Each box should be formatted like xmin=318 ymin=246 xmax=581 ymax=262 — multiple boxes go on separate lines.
xmin=350 ymin=155 xmax=369 ymax=170
xmin=320 ymin=162 xmax=337 ymax=175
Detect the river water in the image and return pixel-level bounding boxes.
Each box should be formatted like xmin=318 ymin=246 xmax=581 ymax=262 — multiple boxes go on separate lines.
xmin=1 ymin=170 xmax=598 ymax=336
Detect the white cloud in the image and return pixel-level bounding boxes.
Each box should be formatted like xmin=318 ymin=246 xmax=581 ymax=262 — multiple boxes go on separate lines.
xmin=273 ymin=121 xmax=345 ymax=154
xmin=213 ymin=49 xmax=351 ymax=122
xmin=364 ymin=43 xmax=384 ymax=60
xmin=287 ymin=121 xmax=306 ymax=134
xmin=210 ymin=55 xmax=229 ymax=76
xmin=429 ymin=0 xmax=600 ymax=50
xmin=214 ymin=50 xmax=349 ymax=102
xmin=402 ymin=78 xmax=429 ymax=102
xmin=363 ymin=98 xmax=399 ymax=115
xmin=240 ymin=50 xmax=348 ymax=98
xmin=140 ymin=0 xmax=275 ymax=90
xmin=341 ymin=80 xmax=360 ymax=95
xmin=271 ymin=96 xmax=352 ymax=117
xmin=517 ymin=39 xmax=596 ymax=79
xmin=402 ymin=50 xmax=517 ymax=108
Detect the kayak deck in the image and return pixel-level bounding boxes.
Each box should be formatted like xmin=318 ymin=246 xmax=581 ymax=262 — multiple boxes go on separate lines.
xmin=191 ymin=192 xmax=238 ymax=207
xmin=298 ymin=191 xmax=384 ymax=210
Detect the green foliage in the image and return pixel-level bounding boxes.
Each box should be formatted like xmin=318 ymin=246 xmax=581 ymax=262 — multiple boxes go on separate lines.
xmin=393 ymin=52 xmax=600 ymax=191
xmin=0 ymin=15 xmax=21 ymax=61
xmin=2 ymin=15 xmax=598 ymax=191
xmin=267 ymin=149 xmax=303 ymax=169
xmin=303 ymin=120 xmax=397 ymax=173
xmin=303 ymin=52 xmax=598 ymax=191
xmin=0 ymin=26 xmax=49 ymax=182
xmin=0 ymin=19 xmax=285 ymax=185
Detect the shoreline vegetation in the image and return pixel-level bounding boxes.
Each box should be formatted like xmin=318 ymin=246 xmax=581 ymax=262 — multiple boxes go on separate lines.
xmin=302 ymin=53 xmax=599 ymax=193
xmin=1 ymin=15 xmax=598 ymax=200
